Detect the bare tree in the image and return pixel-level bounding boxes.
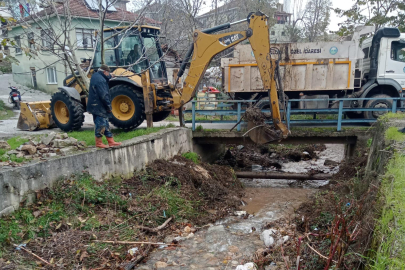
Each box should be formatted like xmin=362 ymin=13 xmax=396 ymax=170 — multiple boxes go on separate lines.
xmin=302 ymin=0 xmax=331 ymax=42
xmin=8 ymin=0 xmax=153 ymax=91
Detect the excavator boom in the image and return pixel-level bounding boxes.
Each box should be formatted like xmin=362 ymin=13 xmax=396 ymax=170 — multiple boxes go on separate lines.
xmin=170 ymin=11 xmax=289 ymax=141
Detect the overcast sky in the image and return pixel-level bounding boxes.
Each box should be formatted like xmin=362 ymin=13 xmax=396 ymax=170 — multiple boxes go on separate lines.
xmin=198 ymin=0 xmax=358 ymax=32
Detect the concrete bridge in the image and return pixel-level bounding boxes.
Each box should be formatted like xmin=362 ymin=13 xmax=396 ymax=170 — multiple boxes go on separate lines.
xmin=192 ymin=127 xmax=371 ymax=161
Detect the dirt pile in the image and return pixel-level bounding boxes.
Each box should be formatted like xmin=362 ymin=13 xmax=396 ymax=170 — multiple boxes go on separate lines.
xmin=0 ymin=155 xmax=243 ymax=270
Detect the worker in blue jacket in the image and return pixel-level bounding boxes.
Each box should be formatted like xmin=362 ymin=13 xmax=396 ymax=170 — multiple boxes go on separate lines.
xmin=87 ymin=64 xmax=122 ymax=148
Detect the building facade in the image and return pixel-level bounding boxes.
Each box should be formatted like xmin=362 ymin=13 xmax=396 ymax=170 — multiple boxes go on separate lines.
xmin=6 ymin=0 xmax=156 ymax=93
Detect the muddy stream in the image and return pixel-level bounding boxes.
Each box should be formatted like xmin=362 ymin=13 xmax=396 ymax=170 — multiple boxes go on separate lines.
xmin=140 ymin=144 xmax=345 ymax=270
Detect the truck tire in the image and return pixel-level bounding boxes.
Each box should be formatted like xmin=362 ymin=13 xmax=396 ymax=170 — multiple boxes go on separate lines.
xmin=51 ymin=91 xmax=85 ymax=132
xmin=256 ymin=97 xmax=287 ymax=118
xmin=109 ymin=84 xmax=145 ymax=130
xmin=153 ymin=111 xmax=171 ymax=122
xmin=363 ymin=94 xmax=393 ymax=120
xmin=345 ymin=111 xmax=363 ymax=119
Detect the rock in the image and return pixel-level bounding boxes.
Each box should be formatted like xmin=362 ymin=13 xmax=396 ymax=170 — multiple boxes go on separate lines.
xmin=7 ymin=150 xmax=20 ymax=155
xmin=21 ymin=145 xmax=37 ymax=155
xmin=155 ymin=261 xmax=167 ymax=268
xmin=61 ymin=133 xmax=69 ymax=139
xmin=41 ymin=132 xmax=54 ymax=145
xmin=25 ymin=140 xmax=37 ymax=146
xmin=16 ymin=153 xmax=24 ymax=158
xmin=52 ymin=138 xmax=78 ymax=148
xmin=324 ymin=159 xmax=339 ymax=166
xmin=44 ymin=153 xmax=57 ymax=158
xmin=36 ymin=144 xmax=47 ymax=150
xmin=78 ymin=141 xmax=87 ymax=147
xmin=24 ymin=155 xmax=33 ymax=159
xmin=184 ymin=226 xmax=191 ymax=233
xmin=260 ymin=229 xmax=278 ymax=247
xmin=58 ymin=147 xmax=75 ymax=154
xmin=270 ymin=153 xmax=277 ymax=158
xmin=0 ymin=140 xmax=11 ymax=150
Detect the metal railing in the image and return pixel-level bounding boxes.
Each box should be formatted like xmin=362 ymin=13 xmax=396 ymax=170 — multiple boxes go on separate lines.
xmin=185 ymin=97 xmax=405 ymax=131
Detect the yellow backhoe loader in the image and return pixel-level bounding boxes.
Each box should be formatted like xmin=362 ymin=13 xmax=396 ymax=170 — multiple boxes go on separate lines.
xmin=17 ymin=11 xmax=289 ymax=143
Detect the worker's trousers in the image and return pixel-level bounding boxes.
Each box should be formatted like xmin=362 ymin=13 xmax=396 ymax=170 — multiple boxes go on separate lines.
xmin=93 ymin=115 xmax=113 ymax=138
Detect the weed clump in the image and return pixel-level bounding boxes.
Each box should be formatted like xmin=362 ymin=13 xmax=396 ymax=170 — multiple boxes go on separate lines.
xmin=182 ymin=151 xmax=200 ymax=164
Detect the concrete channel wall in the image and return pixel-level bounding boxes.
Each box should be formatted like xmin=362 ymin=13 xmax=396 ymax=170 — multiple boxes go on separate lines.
xmin=0 ymin=128 xmax=193 ymax=216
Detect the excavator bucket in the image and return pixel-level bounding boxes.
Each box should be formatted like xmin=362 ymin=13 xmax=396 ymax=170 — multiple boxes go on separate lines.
xmin=244 ymin=107 xmax=288 ymax=144
xmin=17 ymin=101 xmax=55 ymax=131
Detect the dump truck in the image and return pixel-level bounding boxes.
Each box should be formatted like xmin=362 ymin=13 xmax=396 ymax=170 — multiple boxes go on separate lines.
xmin=222 ymin=26 xmax=405 ymax=119
xmin=18 ymin=12 xmax=289 ymax=143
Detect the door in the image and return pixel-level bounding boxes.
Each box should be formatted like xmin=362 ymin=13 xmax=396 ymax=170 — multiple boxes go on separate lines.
xmin=385 ymin=38 xmax=405 ymax=88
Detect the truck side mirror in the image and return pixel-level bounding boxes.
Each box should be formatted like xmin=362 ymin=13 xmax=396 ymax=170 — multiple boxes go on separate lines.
xmin=399 ymin=39 xmax=405 ymax=44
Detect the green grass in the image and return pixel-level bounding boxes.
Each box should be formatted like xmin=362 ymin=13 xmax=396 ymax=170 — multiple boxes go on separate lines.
xmin=166 ymin=113 xmax=237 ymax=122
xmin=182 ymin=152 xmax=200 ymax=164
xmin=371 ymin=154 xmax=405 ymax=269
xmin=0 ymin=100 xmax=14 ymax=120
xmin=385 ymin=127 xmax=405 ymax=142
xmin=68 ymin=124 xmax=174 ymax=146
xmin=7 ymin=137 xmax=29 ymax=149
xmin=379 ymin=112 xmax=405 ymax=122
xmin=0 ymin=137 xmax=30 ymax=163
xmin=152 ymin=179 xmax=199 ymax=219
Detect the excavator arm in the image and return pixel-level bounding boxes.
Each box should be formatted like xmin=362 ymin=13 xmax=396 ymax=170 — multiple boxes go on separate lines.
xmin=172 ymin=11 xmax=289 ymax=138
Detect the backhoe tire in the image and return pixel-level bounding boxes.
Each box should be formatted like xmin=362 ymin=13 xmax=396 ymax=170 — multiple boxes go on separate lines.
xmin=50 ymin=91 xmax=85 ymax=132
xmin=153 ymin=110 xmax=171 ymax=122
xmin=363 ymin=94 xmax=393 ymax=121
xmin=109 ymin=85 xmax=145 ymax=130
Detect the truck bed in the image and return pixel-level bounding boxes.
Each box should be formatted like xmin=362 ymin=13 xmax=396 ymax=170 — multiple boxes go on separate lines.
xmin=222 ymin=42 xmax=363 ymax=93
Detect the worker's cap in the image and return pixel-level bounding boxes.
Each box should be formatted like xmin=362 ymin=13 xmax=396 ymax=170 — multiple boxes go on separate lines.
xmin=99 ymin=64 xmax=111 ymax=72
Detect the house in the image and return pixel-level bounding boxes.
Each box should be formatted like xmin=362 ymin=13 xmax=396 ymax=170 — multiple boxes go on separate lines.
xmin=5 ymin=0 xmax=158 ymax=93
xmin=196 ymin=2 xmax=292 ymax=43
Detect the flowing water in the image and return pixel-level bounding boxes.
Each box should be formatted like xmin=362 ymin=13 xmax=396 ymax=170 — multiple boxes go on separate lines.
xmin=139 ymin=144 xmax=345 ymax=270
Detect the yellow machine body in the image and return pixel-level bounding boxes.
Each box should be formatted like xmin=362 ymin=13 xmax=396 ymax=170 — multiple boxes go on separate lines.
xmin=17 ymin=101 xmax=55 ymax=131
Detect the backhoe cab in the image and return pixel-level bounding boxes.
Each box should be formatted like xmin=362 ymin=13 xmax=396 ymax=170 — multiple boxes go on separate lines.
xmin=18 ymin=12 xmax=289 ymax=143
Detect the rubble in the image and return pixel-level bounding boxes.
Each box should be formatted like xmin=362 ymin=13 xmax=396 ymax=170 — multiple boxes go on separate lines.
xmin=0 ymin=132 xmax=88 ymax=168
xmin=0 ymin=140 xmax=11 ymax=150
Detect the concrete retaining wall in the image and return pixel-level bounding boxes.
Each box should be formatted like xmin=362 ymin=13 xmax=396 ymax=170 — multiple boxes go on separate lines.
xmin=0 ymin=128 xmax=193 ymax=216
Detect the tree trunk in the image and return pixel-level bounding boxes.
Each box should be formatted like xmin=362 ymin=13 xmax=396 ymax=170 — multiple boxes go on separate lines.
xmin=235 ymin=171 xmax=332 ymax=180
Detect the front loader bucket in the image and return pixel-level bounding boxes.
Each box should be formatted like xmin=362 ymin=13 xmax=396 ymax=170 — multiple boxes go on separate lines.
xmin=17 ymin=102 xmax=55 ymax=131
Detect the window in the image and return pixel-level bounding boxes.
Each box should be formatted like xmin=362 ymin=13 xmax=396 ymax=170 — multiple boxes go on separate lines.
xmin=76 ymin=28 xmax=94 ymax=49
xmin=15 ymin=36 xmax=21 ymax=54
xmin=391 ymin=41 xmax=405 ymax=62
xmin=271 ymin=31 xmax=275 ymax=35
xmin=46 ymin=67 xmax=57 ymax=84
xmin=41 ymin=29 xmax=54 ymax=50
xmin=27 ymin=32 xmax=34 ymax=50
xmin=281 ymin=31 xmax=285 ymax=36
xmin=362 ymin=47 xmax=369 ymax=59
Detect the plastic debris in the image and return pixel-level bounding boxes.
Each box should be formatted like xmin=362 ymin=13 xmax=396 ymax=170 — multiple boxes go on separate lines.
xmin=127 ymin=247 xmax=139 ymax=256
xmin=235 ymin=262 xmax=258 ymax=270
xmin=234 ymin=211 xmax=247 ymax=216
xmin=15 ymin=243 xmax=26 ymax=250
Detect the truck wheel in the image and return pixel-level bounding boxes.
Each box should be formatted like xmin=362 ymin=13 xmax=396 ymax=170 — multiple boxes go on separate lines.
xmin=153 ymin=111 xmax=171 ymax=122
xmin=363 ymin=94 xmax=393 ymax=120
xmin=51 ymin=91 xmax=85 ymax=132
xmin=109 ymin=85 xmax=145 ymax=130
xmin=346 ymin=111 xmax=363 ymax=119
xmin=256 ymin=97 xmax=287 ymax=118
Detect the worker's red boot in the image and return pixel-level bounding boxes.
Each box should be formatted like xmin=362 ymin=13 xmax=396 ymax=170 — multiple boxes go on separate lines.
xmin=95 ymin=137 xmax=109 ymax=149
xmin=106 ymin=137 xmax=122 ymax=147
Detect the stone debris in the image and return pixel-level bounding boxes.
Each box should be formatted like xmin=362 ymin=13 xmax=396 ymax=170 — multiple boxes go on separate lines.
xmin=0 ymin=140 xmax=11 ymax=150
xmin=0 ymin=133 xmax=88 ymax=168
xmin=21 ymin=145 xmax=37 ymax=155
